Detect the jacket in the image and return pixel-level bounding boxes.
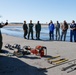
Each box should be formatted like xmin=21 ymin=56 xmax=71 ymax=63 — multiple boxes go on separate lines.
xmin=29 ymin=23 xmax=34 ymax=31
xmin=35 ymin=23 xmax=41 ymax=32
xmin=23 ymin=24 xmax=28 ymax=30
xmin=49 ymin=23 xmax=55 ymax=31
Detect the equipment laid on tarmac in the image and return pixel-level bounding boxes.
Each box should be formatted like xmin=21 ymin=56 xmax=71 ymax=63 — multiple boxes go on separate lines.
xmin=48 ymin=58 xmax=68 ymax=65
xmin=38 ymin=58 xmax=69 ymax=71
xmin=53 ymin=59 xmax=68 ymax=65
xmin=12 ymin=44 xmax=21 ymax=49
xmin=39 ymin=59 xmax=76 ymax=70
xmin=23 ymin=45 xmax=47 ymax=57
xmin=39 ymin=59 xmax=69 ymax=70
xmin=47 ymin=55 xmax=60 ymax=60
xmin=62 ymin=64 xmax=76 ymax=71
xmin=5 ymin=43 xmax=14 ymax=50
xmin=67 ymin=67 xmax=76 ymax=73
xmin=5 ymin=44 xmax=47 ymax=57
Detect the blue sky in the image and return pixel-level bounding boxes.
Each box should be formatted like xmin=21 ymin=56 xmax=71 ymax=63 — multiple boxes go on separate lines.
xmin=0 ymin=0 xmax=76 ymax=23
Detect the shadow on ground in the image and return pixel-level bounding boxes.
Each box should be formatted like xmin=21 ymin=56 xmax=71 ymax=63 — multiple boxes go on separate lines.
xmin=0 ymin=55 xmax=47 ymax=75
xmin=0 ymin=49 xmax=9 ymax=53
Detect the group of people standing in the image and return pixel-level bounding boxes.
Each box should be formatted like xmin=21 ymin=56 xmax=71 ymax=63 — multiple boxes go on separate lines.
xmin=50 ymin=20 xmax=68 ymax=41
xmin=23 ymin=20 xmax=76 ymax=42
xmin=49 ymin=20 xmax=76 ymax=42
xmin=0 ymin=20 xmax=76 ymax=53
xmin=23 ymin=20 xmax=41 ymax=40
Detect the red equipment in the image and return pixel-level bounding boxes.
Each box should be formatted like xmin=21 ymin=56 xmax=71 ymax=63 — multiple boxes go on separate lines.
xmin=23 ymin=45 xmax=47 ymax=57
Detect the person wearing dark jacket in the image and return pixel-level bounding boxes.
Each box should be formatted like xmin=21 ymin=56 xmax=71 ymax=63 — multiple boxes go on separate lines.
xmin=55 ymin=21 xmax=60 ymax=41
xmin=28 ymin=20 xmax=34 ymax=39
xmin=35 ymin=21 xmax=41 ymax=40
xmin=70 ymin=20 xmax=76 ymax=42
xmin=0 ymin=21 xmax=8 ymax=52
xmin=23 ymin=21 xmax=28 ymax=39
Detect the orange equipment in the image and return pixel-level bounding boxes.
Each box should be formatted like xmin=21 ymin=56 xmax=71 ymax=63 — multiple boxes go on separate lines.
xmin=23 ymin=45 xmax=47 ymax=57
xmin=31 ymin=45 xmax=47 ymax=57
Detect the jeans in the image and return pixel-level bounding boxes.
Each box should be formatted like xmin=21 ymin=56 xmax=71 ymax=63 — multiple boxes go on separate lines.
xmin=24 ymin=30 xmax=28 ymax=39
xmin=70 ymin=30 xmax=76 ymax=42
xmin=56 ymin=29 xmax=60 ymax=40
xmin=28 ymin=30 xmax=33 ymax=39
xmin=61 ymin=30 xmax=67 ymax=41
xmin=49 ymin=31 xmax=54 ymax=40
xmin=36 ymin=31 xmax=40 ymax=39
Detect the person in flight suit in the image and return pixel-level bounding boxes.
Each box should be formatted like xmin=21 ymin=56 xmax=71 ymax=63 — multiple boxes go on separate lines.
xmin=28 ymin=20 xmax=34 ymax=40
xmin=23 ymin=21 xmax=28 ymax=39
xmin=35 ymin=21 xmax=41 ymax=40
